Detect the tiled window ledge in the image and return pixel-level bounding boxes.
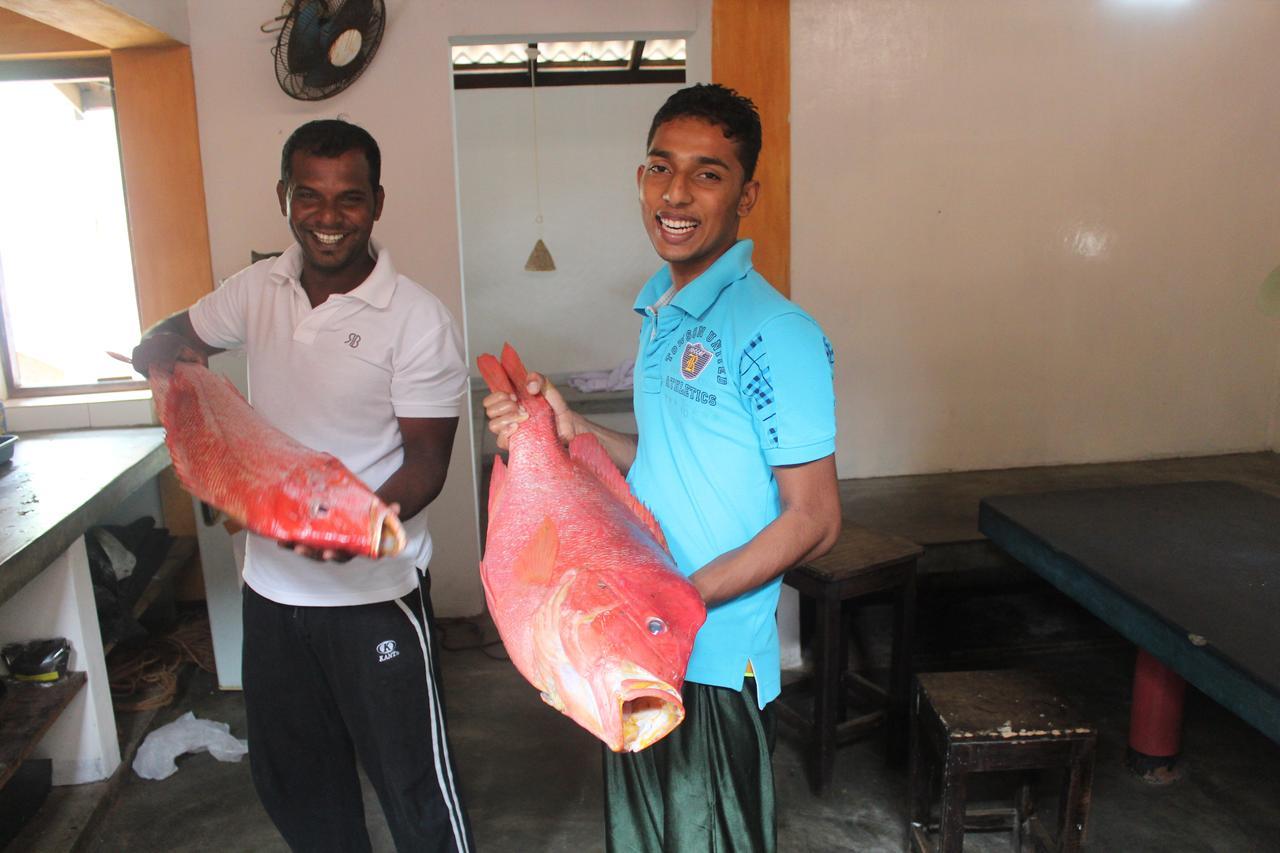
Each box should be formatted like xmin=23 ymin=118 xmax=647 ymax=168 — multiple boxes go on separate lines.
xmin=3 ymin=389 xmax=156 ymax=433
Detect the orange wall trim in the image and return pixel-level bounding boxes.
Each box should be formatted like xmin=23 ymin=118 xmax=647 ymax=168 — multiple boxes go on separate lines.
xmin=712 ymin=0 xmax=790 ymax=296
xmin=0 ymin=0 xmax=175 ymax=50
xmin=111 ymin=45 xmax=214 ymax=328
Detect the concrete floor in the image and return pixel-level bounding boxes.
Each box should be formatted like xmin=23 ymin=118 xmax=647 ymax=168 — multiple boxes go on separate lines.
xmin=16 ymin=607 xmax=1272 ymax=853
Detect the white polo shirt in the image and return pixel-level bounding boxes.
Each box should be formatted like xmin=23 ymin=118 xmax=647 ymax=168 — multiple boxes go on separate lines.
xmin=188 ymin=243 xmax=467 ymax=606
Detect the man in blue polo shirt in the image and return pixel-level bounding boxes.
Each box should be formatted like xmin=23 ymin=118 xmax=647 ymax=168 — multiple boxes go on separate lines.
xmin=485 ymin=84 xmax=840 ymax=852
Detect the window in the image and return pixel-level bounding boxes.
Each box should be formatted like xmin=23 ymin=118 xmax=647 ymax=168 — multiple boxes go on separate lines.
xmin=452 ymin=39 xmax=686 ymax=89
xmin=0 ymin=59 xmax=143 ymax=396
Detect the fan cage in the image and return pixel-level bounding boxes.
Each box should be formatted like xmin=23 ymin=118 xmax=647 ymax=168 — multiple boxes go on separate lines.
xmin=272 ymin=0 xmax=385 ymax=102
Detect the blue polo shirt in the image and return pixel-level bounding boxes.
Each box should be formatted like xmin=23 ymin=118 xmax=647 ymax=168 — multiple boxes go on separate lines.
xmin=627 ymin=240 xmax=836 ymax=707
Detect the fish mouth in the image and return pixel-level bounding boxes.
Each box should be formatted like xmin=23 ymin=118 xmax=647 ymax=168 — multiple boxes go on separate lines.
xmin=372 ymin=503 xmax=406 ymax=558
xmin=616 ymin=679 xmax=685 ymax=752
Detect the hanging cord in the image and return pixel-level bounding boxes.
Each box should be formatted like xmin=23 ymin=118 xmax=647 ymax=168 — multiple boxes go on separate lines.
xmin=528 ymin=44 xmax=546 ymax=237
xmin=439 ymin=617 xmax=509 ymax=661
xmin=108 ymin=610 xmax=216 ymax=712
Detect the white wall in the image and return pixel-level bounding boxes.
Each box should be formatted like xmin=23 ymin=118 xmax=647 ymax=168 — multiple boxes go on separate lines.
xmin=185 ymin=0 xmax=708 ymax=616
xmin=792 ymin=0 xmax=1280 ymax=477
xmin=107 ymin=0 xmax=190 ymax=42
xmin=456 ymin=84 xmax=682 ymax=376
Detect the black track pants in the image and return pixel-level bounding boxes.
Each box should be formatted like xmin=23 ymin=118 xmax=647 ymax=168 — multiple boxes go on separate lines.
xmin=242 ymin=574 xmax=474 ymax=853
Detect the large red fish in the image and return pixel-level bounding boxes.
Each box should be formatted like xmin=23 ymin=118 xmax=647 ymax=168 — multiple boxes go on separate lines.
xmin=150 ymin=361 xmax=405 ymax=559
xmin=477 ymin=344 xmax=706 ymax=752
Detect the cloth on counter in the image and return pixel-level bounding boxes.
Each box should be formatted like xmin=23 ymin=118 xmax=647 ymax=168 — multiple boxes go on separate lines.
xmin=566 ymin=359 xmax=634 ymax=393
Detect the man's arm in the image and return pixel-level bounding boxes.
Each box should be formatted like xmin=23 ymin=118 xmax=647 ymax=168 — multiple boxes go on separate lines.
xmin=130 ymin=311 xmax=224 ymax=378
xmin=687 ymin=454 xmax=841 ymax=607
xmin=375 ymin=416 xmax=459 ymax=522
xmin=483 ymin=373 xmax=637 ymax=473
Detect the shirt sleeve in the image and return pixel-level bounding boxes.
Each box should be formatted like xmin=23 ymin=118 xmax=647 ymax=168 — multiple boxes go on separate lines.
xmin=390 ymin=312 xmax=468 ymax=418
xmin=738 ymin=312 xmax=837 ymax=466
xmin=188 ymin=269 xmax=253 ymax=351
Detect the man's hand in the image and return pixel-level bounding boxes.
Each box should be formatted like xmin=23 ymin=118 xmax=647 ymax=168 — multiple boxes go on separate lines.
xmin=276 ymin=502 xmax=402 ymax=563
xmin=278 ymin=540 xmax=357 ymax=563
xmin=483 ymin=372 xmax=579 ymax=450
xmin=130 ymin=332 xmax=209 ymax=378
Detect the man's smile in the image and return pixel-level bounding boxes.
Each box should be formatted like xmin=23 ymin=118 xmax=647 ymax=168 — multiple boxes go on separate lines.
xmin=311 ymin=230 xmax=346 ymax=246
xmin=657 ymin=214 xmax=699 ymax=242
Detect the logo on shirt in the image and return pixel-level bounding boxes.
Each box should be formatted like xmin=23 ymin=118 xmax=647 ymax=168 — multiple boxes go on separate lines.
xmin=680 ymin=343 xmax=713 ymax=379
xmin=376 ymin=640 xmax=399 ymax=662
xmin=345 ymin=332 xmax=361 ymax=348
xmin=665 ymin=325 xmax=728 ymax=385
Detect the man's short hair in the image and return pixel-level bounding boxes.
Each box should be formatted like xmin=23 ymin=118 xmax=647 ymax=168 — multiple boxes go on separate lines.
xmin=280 ymin=119 xmax=381 ymax=190
xmin=646 ymin=83 xmax=762 ymax=182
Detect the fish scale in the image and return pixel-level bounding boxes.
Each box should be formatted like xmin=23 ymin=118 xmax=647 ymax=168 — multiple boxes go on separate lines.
xmin=478 ymin=343 xmax=706 ymax=752
xmin=150 ymin=361 xmax=405 ymax=559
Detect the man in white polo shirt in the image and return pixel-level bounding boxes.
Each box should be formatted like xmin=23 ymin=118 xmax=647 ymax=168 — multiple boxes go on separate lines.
xmin=131 ymin=119 xmax=474 ymax=853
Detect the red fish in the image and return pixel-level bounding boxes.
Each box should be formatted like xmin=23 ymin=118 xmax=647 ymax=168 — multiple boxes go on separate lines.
xmin=477 ymin=344 xmax=706 ymax=752
xmin=150 ymin=362 xmax=405 ymax=559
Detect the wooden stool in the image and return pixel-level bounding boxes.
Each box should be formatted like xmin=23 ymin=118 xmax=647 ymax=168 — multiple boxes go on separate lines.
xmin=908 ymin=670 xmax=1097 ymax=853
xmin=777 ymin=524 xmax=922 ymax=795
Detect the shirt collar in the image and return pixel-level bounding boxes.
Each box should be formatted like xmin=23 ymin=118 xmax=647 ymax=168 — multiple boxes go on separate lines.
xmin=268 ymin=240 xmax=397 ymax=309
xmin=632 ymin=239 xmax=755 ymax=319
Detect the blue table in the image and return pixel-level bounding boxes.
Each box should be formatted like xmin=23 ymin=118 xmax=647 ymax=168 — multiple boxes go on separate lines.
xmin=979 ymin=481 xmax=1280 ymax=778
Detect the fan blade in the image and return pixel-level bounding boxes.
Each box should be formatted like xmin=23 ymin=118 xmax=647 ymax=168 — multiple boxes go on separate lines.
xmin=327 ymin=0 xmax=372 ymax=33
xmin=286 ymin=0 xmax=331 ymax=74
xmin=305 ymin=0 xmax=377 ymax=86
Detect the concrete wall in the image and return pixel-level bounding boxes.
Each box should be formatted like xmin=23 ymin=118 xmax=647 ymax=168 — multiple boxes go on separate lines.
xmin=456 ymin=84 xmax=685 ymax=376
xmin=184 ymin=0 xmax=709 ymax=616
xmin=107 ymin=0 xmax=190 ymax=42
xmin=792 ymin=0 xmax=1280 ymax=477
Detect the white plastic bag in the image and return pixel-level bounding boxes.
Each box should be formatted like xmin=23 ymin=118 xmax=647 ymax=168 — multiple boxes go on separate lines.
xmin=132 ymin=711 xmax=249 ymax=780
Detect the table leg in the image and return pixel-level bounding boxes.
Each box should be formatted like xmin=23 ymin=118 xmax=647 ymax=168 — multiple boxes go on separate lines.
xmin=812 ymin=594 xmax=842 ymax=795
xmin=888 ymin=563 xmax=916 ymax=763
xmin=938 ymin=760 xmax=967 ymax=853
xmin=1127 ymin=649 xmax=1186 ymax=783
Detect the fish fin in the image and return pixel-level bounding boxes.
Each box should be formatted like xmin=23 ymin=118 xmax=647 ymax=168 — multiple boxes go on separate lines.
xmin=478 ymin=558 xmax=499 ymax=612
xmin=487 ymin=454 xmax=508 ymax=520
xmin=569 ymin=434 xmax=669 ymax=551
xmin=514 ymin=517 xmax=559 ymax=585
xmin=476 ymin=351 xmax=516 ymax=396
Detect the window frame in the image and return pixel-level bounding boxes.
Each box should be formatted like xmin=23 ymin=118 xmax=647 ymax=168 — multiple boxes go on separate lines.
xmin=0 ymin=57 xmax=148 ymax=398
xmin=453 ymin=40 xmax=686 ymax=90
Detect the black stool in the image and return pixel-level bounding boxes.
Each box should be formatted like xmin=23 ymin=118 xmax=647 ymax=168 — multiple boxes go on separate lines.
xmin=909 ymin=670 xmax=1097 ymax=852
xmin=776 ymin=524 xmax=921 ymax=795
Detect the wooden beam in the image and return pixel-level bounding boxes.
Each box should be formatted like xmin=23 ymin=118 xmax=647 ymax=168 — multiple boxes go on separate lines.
xmin=0 ymin=0 xmax=175 ymax=50
xmin=712 ymin=0 xmax=790 ymax=296
xmin=0 ymin=7 xmax=106 ymax=59
xmin=110 ymin=45 xmax=214 ymax=328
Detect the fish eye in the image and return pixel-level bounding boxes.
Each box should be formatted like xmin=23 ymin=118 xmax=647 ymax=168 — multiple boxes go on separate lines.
xmin=647 ymin=618 xmax=666 ymax=635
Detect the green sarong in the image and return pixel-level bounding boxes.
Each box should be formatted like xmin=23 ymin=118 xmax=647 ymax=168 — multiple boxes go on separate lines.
xmin=603 ymin=678 xmax=777 ymax=853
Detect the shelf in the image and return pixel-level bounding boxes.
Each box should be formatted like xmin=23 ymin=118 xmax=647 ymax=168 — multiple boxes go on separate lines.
xmin=0 ymin=671 xmax=87 ymax=791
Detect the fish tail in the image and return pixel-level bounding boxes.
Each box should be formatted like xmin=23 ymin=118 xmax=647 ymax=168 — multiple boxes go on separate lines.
xmin=500 ymin=343 xmax=530 ymax=395
xmin=477 ymin=351 xmax=517 ymax=396
xmin=478 ymin=343 xmax=553 ymax=427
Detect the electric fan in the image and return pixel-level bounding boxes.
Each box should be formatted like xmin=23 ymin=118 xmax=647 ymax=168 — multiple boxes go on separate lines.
xmin=272 ymin=0 xmax=385 ymax=101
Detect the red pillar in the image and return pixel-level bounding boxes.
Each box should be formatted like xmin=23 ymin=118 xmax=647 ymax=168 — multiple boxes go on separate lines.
xmin=1128 ymin=649 xmax=1186 ymax=776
